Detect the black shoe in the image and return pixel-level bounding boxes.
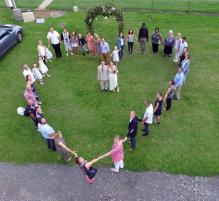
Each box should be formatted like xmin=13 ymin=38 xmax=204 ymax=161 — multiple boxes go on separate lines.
xmin=142 ymin=133 xmax=149 ymax=136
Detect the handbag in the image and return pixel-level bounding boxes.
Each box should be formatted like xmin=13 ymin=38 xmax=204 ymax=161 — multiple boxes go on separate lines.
xmin=17 ymin=107 xmax=25 ymax=116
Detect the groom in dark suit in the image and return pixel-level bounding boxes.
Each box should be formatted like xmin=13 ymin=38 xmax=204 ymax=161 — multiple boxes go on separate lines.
xmin=127 ymin=111 xmax=141 ymax=150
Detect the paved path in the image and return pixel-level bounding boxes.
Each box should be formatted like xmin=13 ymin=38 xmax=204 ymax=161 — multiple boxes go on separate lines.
xmin=38 ymin=0 xmax=54 ymax=10
xmin=0 ymin=163 xmax=218 ymax=201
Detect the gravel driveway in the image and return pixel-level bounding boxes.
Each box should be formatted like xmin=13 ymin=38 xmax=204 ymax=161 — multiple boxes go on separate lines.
xmin=0 ymin=163 xmax=218 ymax=201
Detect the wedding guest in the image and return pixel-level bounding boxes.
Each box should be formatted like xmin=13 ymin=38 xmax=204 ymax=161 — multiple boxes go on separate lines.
xmin=23 ymin=64 xmax=35 ymax=83
xmin=108 ymin=62 xmax=119 ymax=92
xmin=153 ymin=92 xmax=163 ymax=124
xmin=138 ymin=23 xmax=149 ymax=54
xmin=179 ymin=47 xmax=189 ymax=65
xmin=174 ymin=67 xmax=184 ymax=100
xmin=94 ymin=34 xmax=102 ymax=61
xmin=117 ymin=32 xmax=126 ymax=59
xmin=61 ymin=28 xmax=71 ymax=56
xmin=55 ymin=131 xmax=76 ymax=161
xmin=110 ymin=46 xmax=120 ymax=66
xmin=127 ymin=29 xmax=134 ymax=55
xmin=45 ymin=47 xmax=53 ymax=62
xmin=24 ymin=84 xmax=38 ymax=107
xmin=36 ymin=106 xmax=44 ymax=123
xmin=179 ymin=36 xmax=188 ymax=62
xmin=163 ymin=80 xmax=175 ymax=111
xmin=38 ymin=118 xmax=56 ymax=151
xmin=151 ymin=27 xmax=162 ymax=54
xmin=86 ymin=32 xmax=96 ymax=56
xmin=127 ymin=111 xmax=141 ymax=150
xmin=173 ymin=33 xmax=182 ymax=62
xmin=39 ymin=56 xmax=51 ymax=77
xmin=97 ymin=61 xmax=108 ymax=92
xmin=142 ymin=100 xmax=153 ymax=136
xmin=100 ymin=38 xmax=110 ymax=65
xmin=181 ymin=53 xmax=190 ymax=83
xmin=47 ymin=26 xmax=62 ymax=58
xmin=78 ymin=33 xmax=88 ymax=56
xmin=163 ymin=30 xmax=175 ymax=57
xmin=24 ymin=99 xmax=38 ymax=128
xmin=32 ymin=64 xmax=44 ymax=85
xmin=75 ymin=155 xmax=103 ymax=184
xmin=70 ymin=31 xmax=79 ymax=57
xmin=26 ymin=75 xmax=40 ymax=103
xmin=98 ymin=135 xmax=127 ymax=173
xmin=37 ymin=40 xmax=46 ymax=62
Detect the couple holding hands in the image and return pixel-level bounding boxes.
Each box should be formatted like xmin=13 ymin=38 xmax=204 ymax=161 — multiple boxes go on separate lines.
xmin=56 ymin=131 xmax=127 ymax=184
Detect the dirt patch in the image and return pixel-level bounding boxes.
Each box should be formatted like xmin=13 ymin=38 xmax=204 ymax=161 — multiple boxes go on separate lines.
xmin=34 ymin=9 xmax=65 ymax=19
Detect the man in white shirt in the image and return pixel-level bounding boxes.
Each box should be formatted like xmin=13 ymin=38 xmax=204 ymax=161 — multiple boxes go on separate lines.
xmin=47 ymin=26 xmax=62 ymax=58
xmin=23 ymin=64 xmax=35 ymax=82
xmin=142 ymin=100 xmax=153 ymax=136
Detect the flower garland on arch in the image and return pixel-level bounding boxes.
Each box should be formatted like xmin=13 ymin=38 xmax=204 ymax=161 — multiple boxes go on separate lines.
xmin=85 ymin=3 xmax=124 ymax=34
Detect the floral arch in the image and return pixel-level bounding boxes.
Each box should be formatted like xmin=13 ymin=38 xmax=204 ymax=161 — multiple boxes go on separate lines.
xmin=85 ymin=3 xmax=124 ymax=34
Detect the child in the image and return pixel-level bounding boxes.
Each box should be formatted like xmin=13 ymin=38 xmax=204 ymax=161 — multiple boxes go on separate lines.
xmin=154 ymin=92 xmax=163 ymax=124
xmin=45 ymin=48 xmax=53 ymax=62
xmin=78 ymin=33 xmax=88 ymax=56
xmin=110 ymin=46 xmax=120 ymax=66
xmin=32 ymin=64 xmax=44 ymax=85
xmin=61 ymin=28 xmax=71 ymax=56
xmin=99 ymin=135 xmax=127 ymax=173
xmin=38 ymin=57 xmax=51 ymax=77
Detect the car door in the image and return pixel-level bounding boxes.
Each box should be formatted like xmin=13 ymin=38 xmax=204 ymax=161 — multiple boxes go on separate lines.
xmin=0 ymin=29 xmax=16 ymax=57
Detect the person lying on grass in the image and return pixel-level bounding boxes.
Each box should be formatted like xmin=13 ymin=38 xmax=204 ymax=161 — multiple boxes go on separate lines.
xmin=98 ymin=135 xmax=127 ymax=173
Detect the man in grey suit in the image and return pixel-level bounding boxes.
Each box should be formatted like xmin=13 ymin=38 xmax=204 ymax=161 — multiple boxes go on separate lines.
xmin=97 ymin=61 xmax=108 ymax=92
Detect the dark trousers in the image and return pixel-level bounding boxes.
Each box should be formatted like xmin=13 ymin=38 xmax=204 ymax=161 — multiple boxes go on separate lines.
xmin=130 ymin=135 xmax=136 ymax=149
xmin=128 ymin=42 xmax=134 ymax=54
xmin=152 ymin=43 xmax=159 ymax=53
xmin=46 ymin=139 xmax=57 ymax=151
xmin=143 ymin=122 xmax=150 ymax=135
xmin=119 ymin=45 xmax=124 ymax=59
xmin=166 ymin=98 xmax=172 ymax=111
xmin=42 ymin=56 xmax=47 ymax=64
xmin=32 ymin=117 xmax=38 ymax=127
xmin=52 ymin=43 xmax=62 ymax=58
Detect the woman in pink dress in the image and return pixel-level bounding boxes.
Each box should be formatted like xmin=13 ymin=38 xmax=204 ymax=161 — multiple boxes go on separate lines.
xmin=86 ymin=32 xmax=96 ymax=56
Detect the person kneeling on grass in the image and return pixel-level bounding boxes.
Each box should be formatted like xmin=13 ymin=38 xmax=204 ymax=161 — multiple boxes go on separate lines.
xmin=99 ymin=135 xmax=127 ymax=173
xmin=75 ymin=155 xmax=103 ymax=185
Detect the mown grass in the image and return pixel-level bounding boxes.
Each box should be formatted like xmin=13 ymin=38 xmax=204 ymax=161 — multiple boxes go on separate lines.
xmin=49 ymin=0 xmax=219 ymax=12
xmin=0 ymin=8 xmax=219 ymax=176
xmin=0 ymin=0 xmax=43 ymax=9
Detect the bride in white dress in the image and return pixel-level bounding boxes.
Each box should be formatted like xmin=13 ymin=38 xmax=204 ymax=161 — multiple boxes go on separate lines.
xmin=108 ymin=62 xmax=119 ymax=92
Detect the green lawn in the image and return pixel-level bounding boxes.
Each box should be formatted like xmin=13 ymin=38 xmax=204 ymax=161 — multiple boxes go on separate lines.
xmin=0 ymin=8 xmax=219 ymax=176
xmin=1 ymin=0 xmax=219 ymax=12
xmin=0 ymin=0 xmax=43 ymax=9
xmin=48 ymin=0 xmax=219 ymax=12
